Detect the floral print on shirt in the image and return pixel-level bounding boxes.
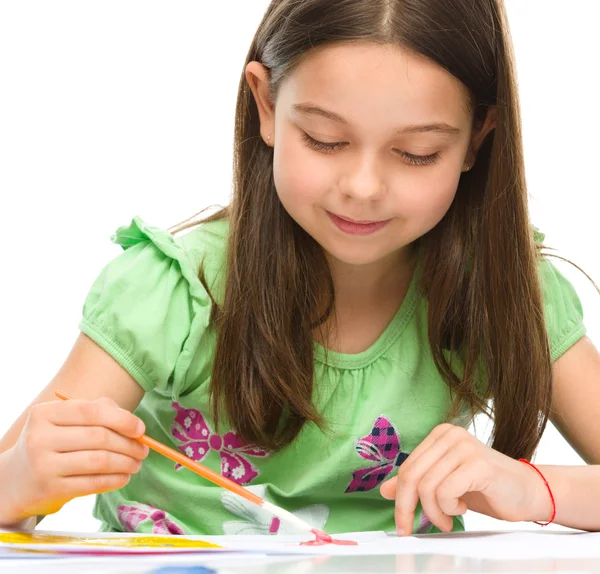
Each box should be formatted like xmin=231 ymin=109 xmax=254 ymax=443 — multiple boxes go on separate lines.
xmin=221 ymin=484 xmax=329 ymax=535
xmin=170 ymin=402 xmax=269 ymax=485
xmin=118 ymin=503 xmax=186 ymax=535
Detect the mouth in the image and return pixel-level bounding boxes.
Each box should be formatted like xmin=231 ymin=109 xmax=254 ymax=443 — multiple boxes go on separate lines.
xmin=332 ymin=213 xmax=389 ymax=224
xmin=326 ymin=211 xmax=392 ymax=236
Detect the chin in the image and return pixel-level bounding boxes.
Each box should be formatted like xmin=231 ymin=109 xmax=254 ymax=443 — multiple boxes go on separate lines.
xmin=321 ymin=243 xmax=389 ymax=267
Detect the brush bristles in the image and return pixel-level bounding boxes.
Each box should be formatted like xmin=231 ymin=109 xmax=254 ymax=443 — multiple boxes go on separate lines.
xmin=262 ymin=501 xmax=313 ymax=533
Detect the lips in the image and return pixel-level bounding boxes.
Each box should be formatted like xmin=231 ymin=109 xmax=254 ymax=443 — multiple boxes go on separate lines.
xmin=333 ymin=213 xmax=387 ymax=224
xmin=326 ymin=211 xmax=392 ymax=236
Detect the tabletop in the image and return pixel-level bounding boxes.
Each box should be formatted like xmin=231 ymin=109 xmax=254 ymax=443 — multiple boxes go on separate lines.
xmin=1 ymin=530 xmax=600 ymax=573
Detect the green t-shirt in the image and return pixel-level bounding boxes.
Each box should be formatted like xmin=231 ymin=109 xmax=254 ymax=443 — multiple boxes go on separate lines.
xmin=79 ymin=217 xmax=586 ymax=536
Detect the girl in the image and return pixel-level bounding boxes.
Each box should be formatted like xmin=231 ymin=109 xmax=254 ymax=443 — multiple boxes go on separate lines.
xmin=1 ymin=0 xmax=599 ymax=538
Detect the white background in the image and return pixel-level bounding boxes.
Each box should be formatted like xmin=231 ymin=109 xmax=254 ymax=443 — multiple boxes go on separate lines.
xmin=0 ymin=1 xmax=598 ymax=533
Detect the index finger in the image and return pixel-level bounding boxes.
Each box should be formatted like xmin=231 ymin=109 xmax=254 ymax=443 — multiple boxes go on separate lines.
xmin=406 ymin=424 xmax=456 ymax=464
xmin=45 ymin=397 xmax=145 ymax=438
xmin=381 ymin=423 xmax=454 ymax=497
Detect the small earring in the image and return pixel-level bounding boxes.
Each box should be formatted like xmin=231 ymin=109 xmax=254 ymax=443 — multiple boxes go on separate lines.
xmin=266 ymin=134 xmax=271 ymax=147
xmin=464 ymin=163 xmax=471 ymax=172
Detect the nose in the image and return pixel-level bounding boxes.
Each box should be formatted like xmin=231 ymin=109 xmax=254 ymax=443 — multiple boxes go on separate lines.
xmin=339 ymin=152 xmax=386 ymax=201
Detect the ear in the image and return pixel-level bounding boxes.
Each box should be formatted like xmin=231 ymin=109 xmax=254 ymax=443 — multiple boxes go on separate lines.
xmin=465 ymin=106 xmax=497 ymax=168
xmin=245 ymin=61 xmax=276 ymax=147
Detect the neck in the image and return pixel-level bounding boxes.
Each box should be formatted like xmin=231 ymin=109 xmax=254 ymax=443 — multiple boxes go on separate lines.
xmin=325 ymin=245 xmax=418 ymax=304
xmin=313 ymin=244 xmax=419 ymax=353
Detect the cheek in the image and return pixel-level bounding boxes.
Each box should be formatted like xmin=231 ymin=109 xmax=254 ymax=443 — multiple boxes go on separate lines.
xmin=399 ymin=168 xmax=462 ymax=226
xmin=273 ymin=136 xmax=327 ymax=208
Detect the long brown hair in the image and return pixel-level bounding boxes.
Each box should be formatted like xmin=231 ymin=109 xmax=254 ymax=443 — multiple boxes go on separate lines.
xmin=171 ymin=0 xmax=595 ymax=459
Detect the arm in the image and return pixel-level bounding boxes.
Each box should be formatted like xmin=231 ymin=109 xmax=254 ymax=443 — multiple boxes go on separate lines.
xmin=526 ymin=336 xmax=600 ymax=530
xmin=526 ymin=464 xmax=600 ymax=531
xmin=0 ymin=332 xmax=145 ymax=528
xmin=381 ymin=335 xmax=600 ymax=535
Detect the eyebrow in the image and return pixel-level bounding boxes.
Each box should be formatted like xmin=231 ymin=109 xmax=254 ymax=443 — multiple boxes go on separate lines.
xmin=292 ymin=102 xmax=461 ymax=136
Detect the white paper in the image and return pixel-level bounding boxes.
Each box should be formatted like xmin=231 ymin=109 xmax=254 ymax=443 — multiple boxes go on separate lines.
xmin=197 ymin=529 xmax=600 ymax=559
xmin=1 ymin=528 xmax=600 ymax=560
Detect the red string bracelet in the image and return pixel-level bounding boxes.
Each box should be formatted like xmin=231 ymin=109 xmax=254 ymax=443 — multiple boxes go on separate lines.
xmin=518 ymin=458 xmax=556 ymax=526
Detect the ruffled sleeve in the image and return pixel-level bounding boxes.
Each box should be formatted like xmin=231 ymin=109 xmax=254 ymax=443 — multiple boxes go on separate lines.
xmin=79 ymin=216 xmax=225 ymax=399
xmin=534 ymin=227 xmax=587 ymax=361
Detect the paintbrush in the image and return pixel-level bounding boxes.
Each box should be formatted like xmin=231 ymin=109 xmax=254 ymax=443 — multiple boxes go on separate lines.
xmin=54 ymin=391 xmax=329 ymax=541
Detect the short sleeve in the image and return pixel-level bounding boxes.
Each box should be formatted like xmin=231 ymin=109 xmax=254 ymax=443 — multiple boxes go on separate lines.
xmin=534 ymin=227 xmax=587 ymax=362
xmin=79 ymin=216 xmax=219 ymax=398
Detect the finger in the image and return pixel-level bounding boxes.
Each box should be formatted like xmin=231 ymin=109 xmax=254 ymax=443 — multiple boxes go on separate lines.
xmin=380 ymin=476 xmax=397 ymax=499
xmin=43 ymin=398 xmax=145 ymax=438
xmin=415 ymin=446 xmax=473 ymax=534
xmin=394 ymin=428 xmax=470 ymax=535
xmin=402 ymin=424 xmax=458 ymax=469
xmin=381 ymin=424 xmax=456 ymax=501
xmin=60 ymin=474 xmax=132 ymax=498
xmin=52 ymin=426 xmax=149 ymax=460
xmin=55 ymin=451 xmax=143 ymax=477
xmin=437 ymin=460 xmax=483 ymax=518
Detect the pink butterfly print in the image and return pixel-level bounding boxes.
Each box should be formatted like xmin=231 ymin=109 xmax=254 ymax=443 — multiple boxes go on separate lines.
xmin=170 ymin=402 xmax=269 ymax=485
xmin=345 ymin=415 xmax=410 ymax=493
xmin=118 ymin=504 xmax=186 ymax=535
xmin=416 ymin=509 xmax=433 ymax=534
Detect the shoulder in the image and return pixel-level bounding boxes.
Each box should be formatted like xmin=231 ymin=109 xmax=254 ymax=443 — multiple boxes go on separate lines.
xmin=174 ymin=217 xmax=229 ymax=303
xmin=533 ymin=226 xmax=587 ymax=362
xmin=110 ymin=215 xmax=230 ymax=302
xmin=79 ymin=215 xmax=230 ymax=396
xmin=114 ymin=215 xmax=229 ymax=269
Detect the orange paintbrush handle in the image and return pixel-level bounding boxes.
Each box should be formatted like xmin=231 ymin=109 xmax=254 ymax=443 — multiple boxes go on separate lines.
xmin=136 ymin=433 xmax=264 ymax=505
xmin=54 ymin=391 xmax=264 ymax=507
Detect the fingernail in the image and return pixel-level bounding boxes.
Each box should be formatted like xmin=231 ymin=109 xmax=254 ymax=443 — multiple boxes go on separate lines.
xmin=396 ymin=528 xmax=405 ymax=536
xmin=137 ymin=421 xmax=145 ymax=435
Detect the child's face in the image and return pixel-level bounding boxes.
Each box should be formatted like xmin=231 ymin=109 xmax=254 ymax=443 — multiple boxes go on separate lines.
xmin=247 ymin=42 xmax=494 ymax=268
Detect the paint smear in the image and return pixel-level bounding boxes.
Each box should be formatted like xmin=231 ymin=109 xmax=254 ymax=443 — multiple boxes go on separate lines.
xmin=0 ymin=532 xmax=220 ymax=549
xmin=300 ymin=528 xmax=358 ymax=546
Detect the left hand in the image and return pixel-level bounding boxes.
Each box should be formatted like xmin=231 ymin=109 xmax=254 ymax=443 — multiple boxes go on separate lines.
xmin=379 ymin=423 xmax=552 ymax=536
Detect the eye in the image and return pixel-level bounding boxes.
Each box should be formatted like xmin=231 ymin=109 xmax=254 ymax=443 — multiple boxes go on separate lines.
xmin=394 ymin=150 xmax=440 ymax=166
xmin=301 ymin=132 xmax=346 ymax=153
xmin=300 ymin=132 xmax=440 ymax=166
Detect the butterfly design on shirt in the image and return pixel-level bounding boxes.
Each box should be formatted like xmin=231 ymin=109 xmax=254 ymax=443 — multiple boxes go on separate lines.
xmin=346 ymin=415 xmax=433 ymax=534
xmin=221 ymin=484 xmax=329 ymax=536
xmin=118 ymin=503 xmax=186 ymax=535
xmin=417 ymin=504 xmax=433 ymax=534
xmin=345 ymin=415 xmax=410 ymax=493
xmin=170 ymin=402 xmax=269 ymax=485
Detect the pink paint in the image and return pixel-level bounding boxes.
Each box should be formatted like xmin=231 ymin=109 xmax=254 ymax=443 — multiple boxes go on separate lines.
xmin=300 ymin=528 xmax=358 ymax=546
xmin=269 ymin=517 xmax=281 ymax=534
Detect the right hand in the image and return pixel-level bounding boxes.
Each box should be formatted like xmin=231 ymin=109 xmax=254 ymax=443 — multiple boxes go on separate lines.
xmin=3 ymin=396 xmax=149 ymax=519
